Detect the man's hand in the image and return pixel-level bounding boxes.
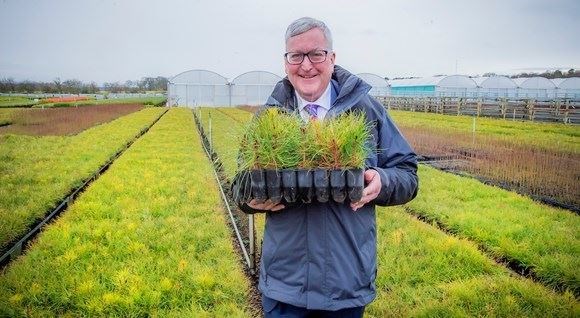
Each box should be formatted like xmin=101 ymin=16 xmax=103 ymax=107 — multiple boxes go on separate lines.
xmin=247 ymin=199 xmax=285 ymax=212
xmin=350 ymin=169 xmax=381 ymax=212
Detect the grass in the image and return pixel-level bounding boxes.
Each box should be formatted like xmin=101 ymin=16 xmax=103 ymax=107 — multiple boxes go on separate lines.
xmin=367 ymin=206 xmax=577 ymax=317
xmin=196 ymin=107 xmax=264 ymax=251
xmin=0 ymin=96 xmax=166 ymax=108
xmin=197 ymin=107 xmax=252 ymax=179
xmin=31 ymin=96 xmax=166 ymax=108
xmin=0 ymin=108 xmax=253 ymax=316
xmin=0 ymin=108 xmax=166 ymax=253
xmin=197 ymin=107 xmax=579 ymax=315
xmin=0 ymin=96 xmax=37 ymax=108
xmin=407 ymin=164 xmax=580 ymax=295
xmin=0 ymin=108 xmax=16 ymax=126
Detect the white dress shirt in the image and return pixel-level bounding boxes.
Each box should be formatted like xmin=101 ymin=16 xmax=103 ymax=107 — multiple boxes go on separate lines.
xmin=296 ymin=83 xmax=332 ymax=121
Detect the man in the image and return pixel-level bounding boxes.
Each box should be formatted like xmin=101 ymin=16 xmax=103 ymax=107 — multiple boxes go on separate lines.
xmin=240 ymin=17 xmax=418 ymax=317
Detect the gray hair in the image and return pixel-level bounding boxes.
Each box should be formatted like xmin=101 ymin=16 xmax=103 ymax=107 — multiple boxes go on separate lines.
xmin=285 ymin=17 xmax=333 ymax=50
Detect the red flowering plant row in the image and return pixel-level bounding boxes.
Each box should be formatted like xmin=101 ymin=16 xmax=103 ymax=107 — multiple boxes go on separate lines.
xmin=39 ymin=96 xmax=91 ymax=104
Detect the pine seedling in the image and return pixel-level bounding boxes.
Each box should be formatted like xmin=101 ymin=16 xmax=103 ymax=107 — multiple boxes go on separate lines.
xmin=322 ymin=111 xmax=372 ymax=169
xmin=238 ymin=108 xmax=302 ymax=170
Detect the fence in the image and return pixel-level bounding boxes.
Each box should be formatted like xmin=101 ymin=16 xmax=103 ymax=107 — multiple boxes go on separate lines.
xmin=377 ymin=96 xmax=579 ymax=124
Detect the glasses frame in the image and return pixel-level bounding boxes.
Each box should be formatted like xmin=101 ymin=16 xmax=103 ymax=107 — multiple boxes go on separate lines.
xmin=284 ymin=50 xmax=329 ymax=65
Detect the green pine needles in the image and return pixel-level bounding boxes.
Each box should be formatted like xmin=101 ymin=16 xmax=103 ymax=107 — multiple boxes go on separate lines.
xmin=239 ymin=108 xmax=302 ymax=170
xmin=322 ymin=111 xmax=372 ymax=169
xmin=238 ymin=108 xmax=371 ymax=171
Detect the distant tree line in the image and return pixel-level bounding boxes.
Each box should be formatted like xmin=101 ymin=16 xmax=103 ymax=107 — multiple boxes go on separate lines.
xmin=388 ymin=68 xmax=579 ymax=81
xmin=0 ymin=76 xmax=168 ymax=94
xmin=507 ymin=68 xmax=579 ymax=79
xmin=480 ymin=69 xmax=579 ymax=79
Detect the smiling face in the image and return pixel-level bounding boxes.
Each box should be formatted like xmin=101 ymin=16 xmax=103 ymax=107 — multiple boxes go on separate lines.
xmin=285 ymin=28 xmax=335 ymax=102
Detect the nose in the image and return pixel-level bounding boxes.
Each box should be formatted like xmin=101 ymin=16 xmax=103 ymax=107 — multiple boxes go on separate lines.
xmin=300 ymin=56 xmax=314 ymax=71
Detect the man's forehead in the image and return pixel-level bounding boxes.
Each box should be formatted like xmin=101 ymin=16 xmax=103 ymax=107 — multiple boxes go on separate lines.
xmin=286 ymin=29 xmax=326 ymax=50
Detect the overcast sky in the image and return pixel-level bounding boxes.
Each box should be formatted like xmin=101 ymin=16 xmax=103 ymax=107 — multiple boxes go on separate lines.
xmin=1 ymin=0 xmax=578 ymax=84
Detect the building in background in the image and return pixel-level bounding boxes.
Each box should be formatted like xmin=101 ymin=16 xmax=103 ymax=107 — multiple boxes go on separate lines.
xmin=168 ymin=69 xmax=580 ymax=106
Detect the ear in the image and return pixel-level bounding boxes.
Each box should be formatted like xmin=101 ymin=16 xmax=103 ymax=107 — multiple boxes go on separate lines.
xmin=329 ymin=51 xmax=336 ymax=64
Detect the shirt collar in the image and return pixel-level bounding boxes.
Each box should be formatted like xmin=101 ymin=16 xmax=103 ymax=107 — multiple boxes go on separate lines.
xmin=296 ymin=82 xmax=332 ymax=111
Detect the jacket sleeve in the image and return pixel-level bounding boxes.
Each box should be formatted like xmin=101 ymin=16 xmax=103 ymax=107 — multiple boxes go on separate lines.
xmin=365 ymin=97 xmax=419 ymax=206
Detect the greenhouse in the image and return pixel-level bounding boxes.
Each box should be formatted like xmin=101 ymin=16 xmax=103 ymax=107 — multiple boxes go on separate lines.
xmin=389 ymin=75 xmax=478 ymax=98
xmin=168 ymin=70 xmax=392 ymax=107
xmin=473 ymin=76 xmax=518 ymax=99
xmin=167 ymin=70 xmax=229 ymax=107
xmin=356 ymin=73 xmax=389 ymax=96
xmin=168 ymin=69 xmax=580 ymax=105
xmin=231 ymin=71 xmax=282 ymax=106
xmin=167 ymin=70 xmax=283 ymax=107
xmin=513 ymin=77 xmax=556 ymax=100
xmin=553 ymin=77 xmax=580 ymax=99
xmin=387 ymin=75 xmax=580 ymax=101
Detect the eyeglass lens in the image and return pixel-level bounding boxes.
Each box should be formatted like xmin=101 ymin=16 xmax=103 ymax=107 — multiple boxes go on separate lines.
xmin=286 ymin=50 xmax=327 ymax=64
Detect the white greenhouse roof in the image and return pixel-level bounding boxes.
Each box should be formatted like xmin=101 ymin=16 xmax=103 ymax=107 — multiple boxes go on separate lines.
xmin=513 ymin=77 xmax=556 ymax=89
xmin=438 ymin=75 xmax=477 ymax=88
xmin=232 ymin=71 xmax=282 ymax=85
xmin=170 ymin=69 xmax=228 ymax=85
xmin=389 ymin=75 xmax=476 ymax=88
xmin=477 ymin=76 xmax=517 ymax=88
xmin=389 ymin=76 xmax=444 ymax=87
xmin=472 ymin=77 xmax=488 ymax=86
xmin=356 ymin=73 xmax=389 ymax=87
xmin=556 ymin=77 xmax=580 ymax=89
xmin=512 ymin=78 xmax=527 ymax=86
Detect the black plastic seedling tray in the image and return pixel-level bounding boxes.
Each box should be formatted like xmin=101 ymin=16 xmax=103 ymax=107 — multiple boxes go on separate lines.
xmin=239 ymin=168 xmax=364 ymax=205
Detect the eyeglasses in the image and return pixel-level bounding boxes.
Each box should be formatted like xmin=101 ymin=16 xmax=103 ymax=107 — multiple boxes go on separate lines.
xmin=284 ymin=50 xmax=329 ymax=65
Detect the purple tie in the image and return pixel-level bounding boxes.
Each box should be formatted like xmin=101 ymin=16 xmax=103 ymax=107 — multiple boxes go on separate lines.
xmin=304 ymin=103 xmax=320 ymax=120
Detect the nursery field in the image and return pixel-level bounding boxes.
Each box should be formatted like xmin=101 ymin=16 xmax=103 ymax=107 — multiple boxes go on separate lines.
xmin=1 ymin=106 xmax=577 ymax=316
xmin=0 ymin=96 xmax=166 ymax=108
xmin=0 ymin=108 xmax=165 ymax=255
xmin=0 ymin=96 xmax=36 ymax=108
xmin=389 ymin=110 xmax=580 ymax=208
xmin=389 ymin=110 xmax=578 ymax=152
xmin=0 ymin=108 xmax=255 ymax=316
xmin=0 ymin=108 xmax=15 ymax=126
xmin=0 ymin=104 xmax=145 ymax=136
xmin=198 ymin=106 xmax=578 ymax=316
xmin=30 ymin=96 xmax=166 ymax=108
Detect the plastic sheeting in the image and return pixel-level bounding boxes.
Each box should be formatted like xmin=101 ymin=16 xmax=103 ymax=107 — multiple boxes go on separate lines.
xmin=356 ymin=73 xmax=389 ymax=97
xmin=231 ymin=71 xmax=282 ymax=106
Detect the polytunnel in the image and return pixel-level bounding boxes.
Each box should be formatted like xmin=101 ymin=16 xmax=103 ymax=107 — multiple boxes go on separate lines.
xmin=389 ymin=77 xmax=441 ymax=97
xmin=474 ymin=76 xmax=518 ymax=99
xmin=167 ymin=70 xmax=229 ymax=107
xmin=436 ymin=75 xmax=478 ymax=97
xmin=389 ymin=75 xmax=477 ymax=97
xmin=356 ymin=73 xmax=389 ymax=97
xmin=231 ymin=71 xmax=282 ymax=106
xmin=554 ymin=77 xmax=580 ymax=100
xmin=513 ymin=77 xmax=556 ymax=100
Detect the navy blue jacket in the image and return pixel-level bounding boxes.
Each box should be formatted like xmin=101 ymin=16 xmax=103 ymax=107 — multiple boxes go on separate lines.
xmin=242 ymin=65 xmax=418 ymax=311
